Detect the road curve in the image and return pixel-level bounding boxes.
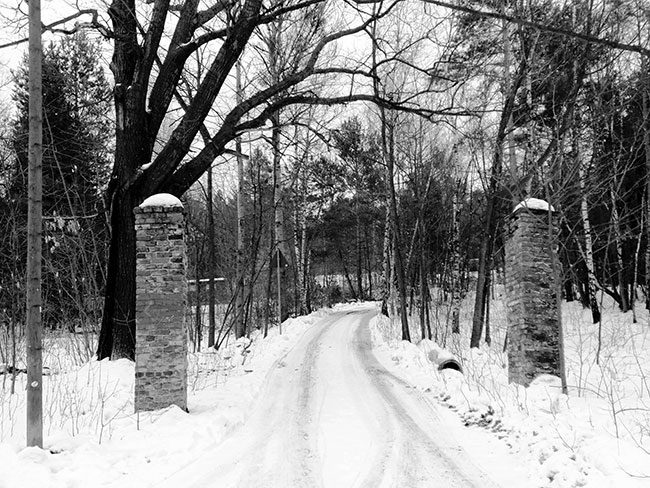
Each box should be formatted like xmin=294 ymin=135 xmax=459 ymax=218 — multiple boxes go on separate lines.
xmin=160 ymin=306 xmax=500 ymax=488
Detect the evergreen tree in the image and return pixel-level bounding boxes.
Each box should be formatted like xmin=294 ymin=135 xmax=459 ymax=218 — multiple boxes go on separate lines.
xmin=1 ymin=32 xmax=112 ymax=329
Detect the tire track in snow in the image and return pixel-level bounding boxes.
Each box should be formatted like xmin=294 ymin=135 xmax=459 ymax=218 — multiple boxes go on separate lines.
xmin=352 ymin=311 xmax=500 ymax=488
xmin=231 ymin=311 xmax=343 ymax=488
xmin=159 ymin=306 xmax=500 ymax=487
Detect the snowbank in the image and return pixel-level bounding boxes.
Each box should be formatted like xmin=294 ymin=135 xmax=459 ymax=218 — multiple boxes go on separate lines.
xmin=368 ymin=299 xmax=650 ymax=488
xmin=0 ymin=306 xmax=340 ymax=488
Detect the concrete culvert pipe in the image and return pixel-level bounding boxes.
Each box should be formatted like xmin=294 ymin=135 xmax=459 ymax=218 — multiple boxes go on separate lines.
xmin=427 ymin=347 xmax=463 ymax=374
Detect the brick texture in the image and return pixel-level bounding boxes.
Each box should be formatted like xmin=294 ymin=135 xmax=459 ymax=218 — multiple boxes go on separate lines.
xmin=505 ymin=204 xmax=560 ymax=386
xmin=134 ymin=201 xmax=188 ymax=412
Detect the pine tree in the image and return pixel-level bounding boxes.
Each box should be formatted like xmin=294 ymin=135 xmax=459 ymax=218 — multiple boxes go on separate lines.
xmin=3 ymin=32 xmax=111 ymax=329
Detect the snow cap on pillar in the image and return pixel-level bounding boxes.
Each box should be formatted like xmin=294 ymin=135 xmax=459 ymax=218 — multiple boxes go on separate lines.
xmin=139 ymin=193 xmax=183 ymax=209
xmin=512 ymin=197 xmax=555 ymax=214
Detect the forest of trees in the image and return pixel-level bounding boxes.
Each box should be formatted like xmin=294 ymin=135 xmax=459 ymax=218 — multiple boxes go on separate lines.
xmin=2 ymin=0 xmax=650 ymax=361
xmin=0 ymin=31 xmax=112 ymax=357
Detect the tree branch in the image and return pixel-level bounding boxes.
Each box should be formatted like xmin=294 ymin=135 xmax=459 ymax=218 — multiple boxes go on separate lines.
xmin=353 ymin=0 xmax=650 ymax=58
xmin=0 ymin=9 xmax=112 ymax=49
xmin=163 ymin=88 xmax=477 ymax=196
xmin=195 ymin=0 xmax=232 ymax=27
xmin=137 ymin=0 xmax=171 ymax=87
xmin=140 ymin=0 xmax=264 ymax=196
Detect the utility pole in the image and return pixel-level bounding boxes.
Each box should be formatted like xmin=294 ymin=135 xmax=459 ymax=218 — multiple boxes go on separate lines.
xmin=26 ymin=0 xmax=44 ymax=448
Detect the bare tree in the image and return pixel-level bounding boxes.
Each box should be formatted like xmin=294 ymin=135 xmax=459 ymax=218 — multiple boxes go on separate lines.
xmin=95 ymin=0 xmax=433 ymax=359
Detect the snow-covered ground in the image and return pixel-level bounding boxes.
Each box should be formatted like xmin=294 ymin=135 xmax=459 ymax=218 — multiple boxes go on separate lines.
xmin=0 ymin=294 xmax=649 ymax=487
xmin=0 ymin=307 xmax=334 ymax=487
xmin=371 ymin=292 xmax=650 ymax=488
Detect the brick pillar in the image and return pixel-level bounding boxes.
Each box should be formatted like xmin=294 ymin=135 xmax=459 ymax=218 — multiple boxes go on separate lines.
xmin=505 ymin=198 xmax=560 ymax=386
xmin=134 ymin=194 xmax=188 ymax=412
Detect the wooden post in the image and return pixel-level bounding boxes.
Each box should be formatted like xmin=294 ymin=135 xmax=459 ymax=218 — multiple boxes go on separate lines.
xmin=26 ymin=0 xmax=43 ymax=448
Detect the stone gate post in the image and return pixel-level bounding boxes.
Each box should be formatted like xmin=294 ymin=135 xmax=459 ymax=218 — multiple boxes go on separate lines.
xmin=134 ymin=194 xmax=188 ymax=412
xmin=505 ymin=198 xmax=560 ymax=386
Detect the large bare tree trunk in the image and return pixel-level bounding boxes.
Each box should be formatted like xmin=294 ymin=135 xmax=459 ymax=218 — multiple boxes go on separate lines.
xmin=26 ymin=0 xmax=43 ymax=448
xmin=97 ymin=191 xmax=138 ymax=360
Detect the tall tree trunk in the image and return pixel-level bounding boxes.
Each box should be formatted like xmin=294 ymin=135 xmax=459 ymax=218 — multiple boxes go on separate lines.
xmin=295 ymin=133 xmax=310 ymax=315
xmin=425 ymin=282 xmax=432 ymax=340
xmin=484 ymin=278 xmax=491 ymax=345
xmin=419 ymin=233 xmax=429 ymax=341
xmin=194 ymin=247 xmax=202 ymax=352
xmin=470 ymin=55 xmax=526 ymax=348
xmin=97 ymin=191 xmax=138 ymax=359
xmin=207 ymin=164 xmax=216 ymax=345
xmin=643 ymin=61 xmax=650 ymax=311
xmin=370 ymin=13 xmax=399 ymax=328
xmin=471 ymin=183 xmax=499 ymax=347
xmin=579 ymin=151 xmax=601 ymax=324
xmin=632 ymin=197 xmax=644 ymax=323
xmin=610 ymin=185 xmax=629 ymax=312
xmin=264 ymin=242 xmax=274 ymax=338
xmin=386 ymin=123 xmax=410 ymax=342
xmin=502 ymin=18 xmax=518 ymax=183
xmin=235 ymin=61 xmax=246 ymax=339
xmin=271 ymin=112 xmax=286 ymax=330
xmin=98 ymin=0 xmax=150 ymax=360
xmin=297 ymin=197 xmax=309 ymax=314
xmin=355 ymin=199 xmax=364 ymax=301
xmin=338 ymin=248 xmax=358 ymax=300
xmin=380 ymin=205 xmax=391 ymax=317
xmin=294 ymin=204 xmax=304 ymax=313
xmin=305 ymin=248 xmax=312 ymax=313
xmin=450 ymin=185 xmax=462 ymax=334
xmin=367 ymin=226 xmax=374 ymax=299
xmin=26 ymin=0 xmax=43 ymax=447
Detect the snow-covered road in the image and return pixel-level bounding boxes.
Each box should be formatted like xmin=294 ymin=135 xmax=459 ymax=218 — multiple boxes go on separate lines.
xmin=160 ymin=308 xmax=500 ymax=488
